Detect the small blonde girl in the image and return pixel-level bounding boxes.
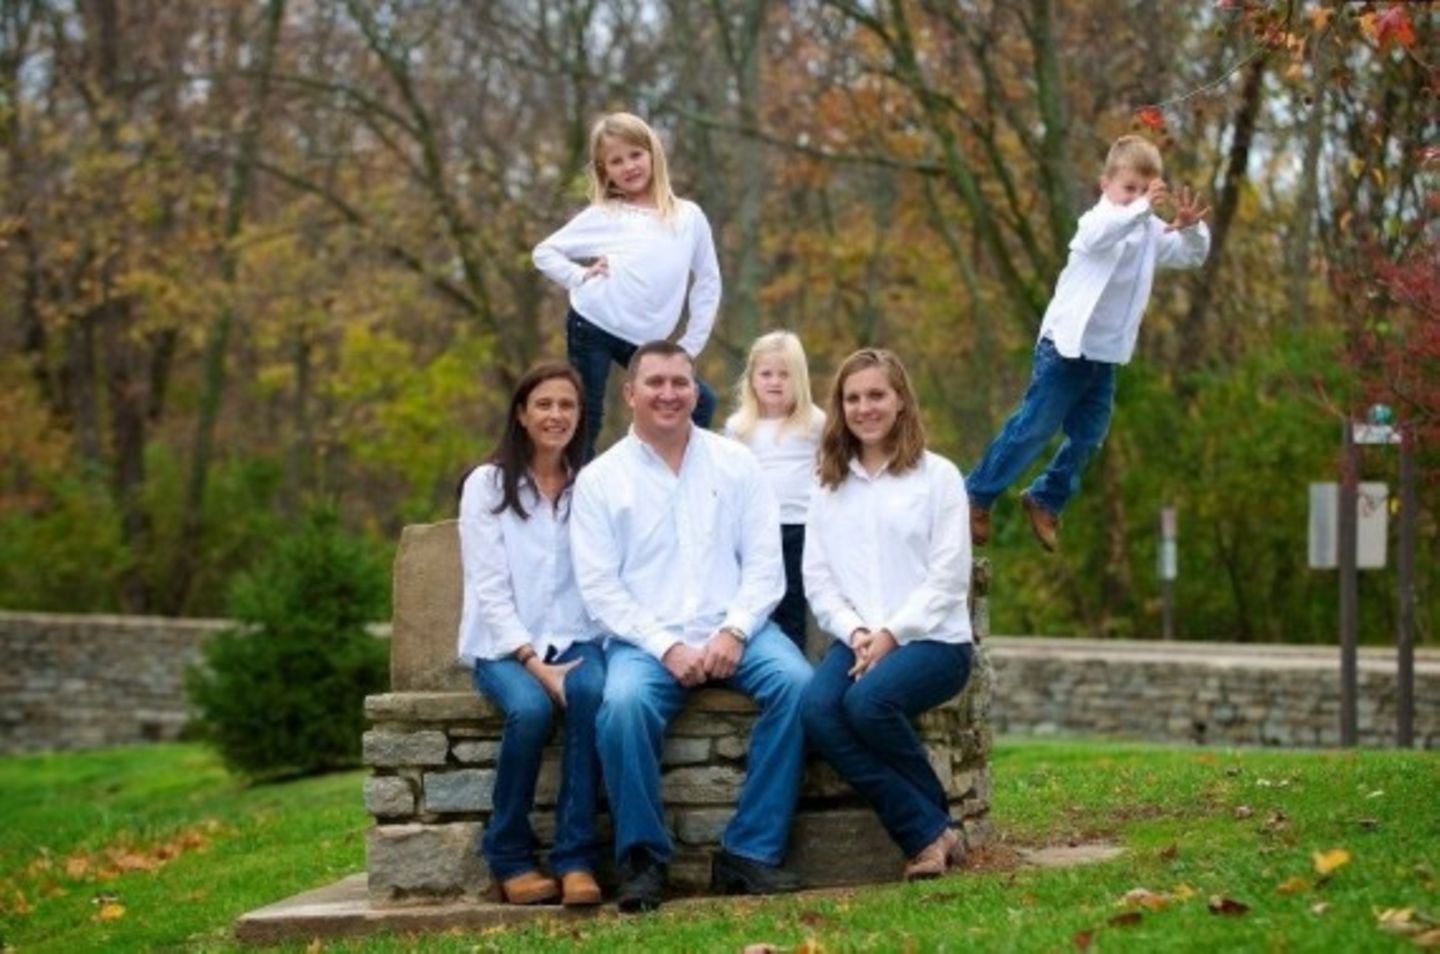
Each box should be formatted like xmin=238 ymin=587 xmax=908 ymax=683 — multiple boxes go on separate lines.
xmin=533 ymin=112 xmax=722 ymax=459
xmin=724 ymin=331 xmax=825 ymax=650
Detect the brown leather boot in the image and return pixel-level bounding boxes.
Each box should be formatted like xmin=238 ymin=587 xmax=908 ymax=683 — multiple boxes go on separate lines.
xmin=970 ymin=503 xmax=992 ymax=547
xmin=560 ymin=870 xmax=602 ymax=907
xmin=1020 ymin=492 xmax=1060 ymax=552
xmin=499 ymin=870 xmax=559 ymax=905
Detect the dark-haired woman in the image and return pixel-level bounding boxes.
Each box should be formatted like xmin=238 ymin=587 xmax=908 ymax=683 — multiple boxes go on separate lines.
xmin=458 ymin=362 xmax=605 ymax=906
xmin=799 ymin=349 xmax=975 ymax=881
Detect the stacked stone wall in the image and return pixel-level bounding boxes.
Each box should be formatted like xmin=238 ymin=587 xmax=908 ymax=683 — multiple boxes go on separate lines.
xmin=0 ymin=612 xmax=229 ymax=754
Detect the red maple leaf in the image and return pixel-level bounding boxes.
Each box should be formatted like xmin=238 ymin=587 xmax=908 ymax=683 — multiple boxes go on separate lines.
xmin=1375 ymin=5 xmax=1417 ymax=51
xmin=1135 ymin=106 xmax=1166 ymax=130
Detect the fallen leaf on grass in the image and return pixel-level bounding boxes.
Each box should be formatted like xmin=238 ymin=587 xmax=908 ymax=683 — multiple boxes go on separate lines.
xmin=1366 ymin=789 xmax=1385 ymax=799
xmin=1208 ymin=895 xmax=1250 ymax=916
xmin=1276 ymin=876 xmax=1310 ymax=895
xmin=305 ymin=939 xmax=324 ymax=954
xmin=96 ymin=902 xmax=126 ymax=922
xmin=1414 ymin=928 xmax=1440 ymax=948
xmin=799 ymin=910 xmax=828 ymax=928
xmin=10 ymin=889 xmax=34 ymax=916
xmin=793 ymin=939 xmax=825 ymax=954
xmin=1172 ymin=884 xmax=1198 ymax=901
xmin=1356 ymin=817 xmax=1379 ymax=831
xmin=1313 ymin=849 xmax=1352 ymax=877
xmin=1121 ymin=888 xmax=1170 ymax=911
xmin=1263 ymin=810 xmax=1290 ymax=833
xmin=742 ymin=944 xmax=781 ymax=954
xmin=1159 ymin=843 xmax=1179 ymax=861
xmin=1234 ymin=805 xmax=1255 ymax=820
xmin=1108 ymin=911 xmax=1143 ymax=927
xmin=64 ymin=855 xmax=90 ymax=880
xmin=1072 ymin=929 xmax=1094 ymax=949
xmin=1312 ymin=902 xmax=1331 ymax=915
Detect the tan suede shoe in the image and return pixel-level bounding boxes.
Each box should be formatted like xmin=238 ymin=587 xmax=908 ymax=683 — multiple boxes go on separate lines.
xmin=1020 ymin=492 xmax=1060 ymax=552
xmin=903 ymin=828 xmax=959 ymax=881
xmin=499 ymin=870 xmax=559 ymax=905
xmin=561 ymin=870 xmax=603 ymax=907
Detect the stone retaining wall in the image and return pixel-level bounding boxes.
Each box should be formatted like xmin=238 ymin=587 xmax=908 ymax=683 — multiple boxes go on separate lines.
xmin=988 ymin=637 xmax=1440 ymax=749
xmin=0 ymin=612 xmax=229 ymax=754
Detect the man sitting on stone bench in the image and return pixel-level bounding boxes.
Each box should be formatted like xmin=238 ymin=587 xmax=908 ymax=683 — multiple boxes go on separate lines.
xmin=571 ymin=341 xmax=814 ymax=913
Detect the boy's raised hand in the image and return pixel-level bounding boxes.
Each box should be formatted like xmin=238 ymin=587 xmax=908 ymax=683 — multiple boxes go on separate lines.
xmin=1165 ymin=185 xmax=1211 ymax=232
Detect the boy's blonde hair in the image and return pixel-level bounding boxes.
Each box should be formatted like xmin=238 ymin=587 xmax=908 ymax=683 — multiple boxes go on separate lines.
xmin=587 ymin=112 xmax=679 ymax=222
xmin=817 ymin=348 xmax=927 ymax=490
xmin=1104 ymin=135 xmax=1163 ymax=179
xmin=730 ymin=331 xmax=819 ymax=441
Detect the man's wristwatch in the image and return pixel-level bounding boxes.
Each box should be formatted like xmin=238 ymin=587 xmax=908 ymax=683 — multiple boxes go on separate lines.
xmin=514 ymin=645 xmax=538 ymax=666
xmin=719 ymin=625 xmax=747 ymax=644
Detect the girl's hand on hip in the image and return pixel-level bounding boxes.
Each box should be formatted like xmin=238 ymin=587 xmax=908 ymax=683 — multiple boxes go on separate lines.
xmin=583 ymin=256 xmax=610 ymax=282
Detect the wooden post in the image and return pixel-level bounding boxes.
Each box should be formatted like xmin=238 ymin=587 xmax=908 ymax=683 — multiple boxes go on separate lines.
xmin=1338 ymin=419 xmax=1359 ymax=747
xmin=1397 ymin=426 xmax=1416 ymax=748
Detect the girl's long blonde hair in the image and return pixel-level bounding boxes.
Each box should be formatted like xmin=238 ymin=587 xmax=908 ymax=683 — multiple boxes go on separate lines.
xmin=729 ymin=331 xmax=820 ymax=441
xmin=817 ymin=348 xmax=926 ymax=490
xmin=586 ymin=112 xmax=679 ymax=223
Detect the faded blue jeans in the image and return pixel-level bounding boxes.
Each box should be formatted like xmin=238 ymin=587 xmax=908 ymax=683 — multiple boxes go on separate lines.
xmin=566 ymin=309 xmax=717 ymax=460
xmin=597 ymin=623 xmax=812 ymax=867
xmin=967 ymin=336 xmax=1117 ymax=515
xmin=471 ymin=640 xmax=606 ymax=878
xmin=801 ymin=639 xmax=973 ymax=857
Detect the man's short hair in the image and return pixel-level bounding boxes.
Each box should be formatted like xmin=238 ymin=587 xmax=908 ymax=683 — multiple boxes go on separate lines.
xmin=627 ymin=340 xmax=693 ymax=379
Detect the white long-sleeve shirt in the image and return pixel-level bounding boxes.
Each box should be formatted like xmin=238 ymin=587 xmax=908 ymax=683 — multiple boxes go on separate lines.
xmin=722 ymin=412 xmax=825 ymax=525
xmin=456 ymin=465 xmax=602 ymax=665
xmin=1039 ymin=196 xmax=1211 ymax=365
xmin=533 ymin=199 xmax=722 ymax=357
xmin=570 ymin=427 xmax=784 ymax=660
xmin=804 ymin=451 xmax=972 ymax=647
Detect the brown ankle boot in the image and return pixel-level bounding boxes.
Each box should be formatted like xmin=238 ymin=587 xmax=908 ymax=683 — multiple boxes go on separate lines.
xmin=561 ymin=870 xmax=602 ymax=907
xmin=499 ymin=870 xmax=559 ymax=905
xmin=1020 ymin=492 xmax=1060 ymax=552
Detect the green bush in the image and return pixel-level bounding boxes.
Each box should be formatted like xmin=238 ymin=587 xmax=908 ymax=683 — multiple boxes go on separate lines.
xmin=187 ymin=505 xmax=389 ymax=778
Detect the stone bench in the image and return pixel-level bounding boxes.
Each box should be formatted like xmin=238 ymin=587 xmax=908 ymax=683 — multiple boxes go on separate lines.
xmin=365 ymin=520 xmax=993 ymax=905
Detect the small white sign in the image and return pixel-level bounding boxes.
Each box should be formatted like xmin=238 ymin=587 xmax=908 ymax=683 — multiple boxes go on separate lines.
xmin=1158 ymin=539 xmax=1178 ymax=581
xmin=1354 ymin=423 xmax=1401 ymax=446
xmin=1308 ymin=482 xmax=1389 ymax=569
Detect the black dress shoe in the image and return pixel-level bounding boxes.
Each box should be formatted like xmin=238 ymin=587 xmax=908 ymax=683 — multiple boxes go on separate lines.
xmin=709 ymin=850 xmax=803 ymax=895
xmin=617 ymin=852 xmax=667 ymax=913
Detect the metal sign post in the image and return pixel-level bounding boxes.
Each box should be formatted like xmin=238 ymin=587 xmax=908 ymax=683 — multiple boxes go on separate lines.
xmin=1158 ymin=507 xmax=1177 ymax=640
xmin=1398 ymin=427 xmax=1417 ymax=748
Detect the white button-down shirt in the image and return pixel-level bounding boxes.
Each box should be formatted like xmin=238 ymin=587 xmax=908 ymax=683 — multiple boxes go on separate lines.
xmin=804 ymin=451 xmax=972 ymax=647
xmin=722 ymin=413 xmax=825 ymax=525
xmin=1039 ymin=196 xmax=1211 ymax=365
xmin=456 ymin=465 xmax=602 ymax=664
xmin=533 ymin=199 xmax=722 ymax=357
xmin=570 ymin=427 xmax=784 ymax=660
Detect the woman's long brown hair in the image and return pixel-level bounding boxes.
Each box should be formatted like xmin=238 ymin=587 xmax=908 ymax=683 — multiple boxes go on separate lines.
xmin=817 ymin=348 xmax=926 ymax=490
xmin=457 ymin=362 xmax=586 ymax=519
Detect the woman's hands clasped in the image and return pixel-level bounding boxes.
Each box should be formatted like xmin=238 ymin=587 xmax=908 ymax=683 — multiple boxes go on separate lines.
xmin=848 ymin=627 xmax=899 ymax=680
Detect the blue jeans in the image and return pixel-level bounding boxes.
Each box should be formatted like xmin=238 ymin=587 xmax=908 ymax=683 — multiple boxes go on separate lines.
xmin=597 ymin=622 xmax=812 ymax=866
xmin=566 ymin=309 xmax=717 ymax=460
xmin=801 ymin=639 xmax=972 ymax=857
xmin=772 ymin=524 xmax=808 ymax=652
xmin=471 ymin=641 xmax=606 ymax=878
xmin=967 ymin=336 xmax=1117 ymax=515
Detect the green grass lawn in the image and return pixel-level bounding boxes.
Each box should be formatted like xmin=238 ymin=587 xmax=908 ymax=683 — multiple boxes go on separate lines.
xmin=1 ymin=740 xmax=1436 ymax=952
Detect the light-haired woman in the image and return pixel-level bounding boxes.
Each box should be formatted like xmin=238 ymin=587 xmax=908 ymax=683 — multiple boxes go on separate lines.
xmin=800 ymin=348 xmax=974 ymax=880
